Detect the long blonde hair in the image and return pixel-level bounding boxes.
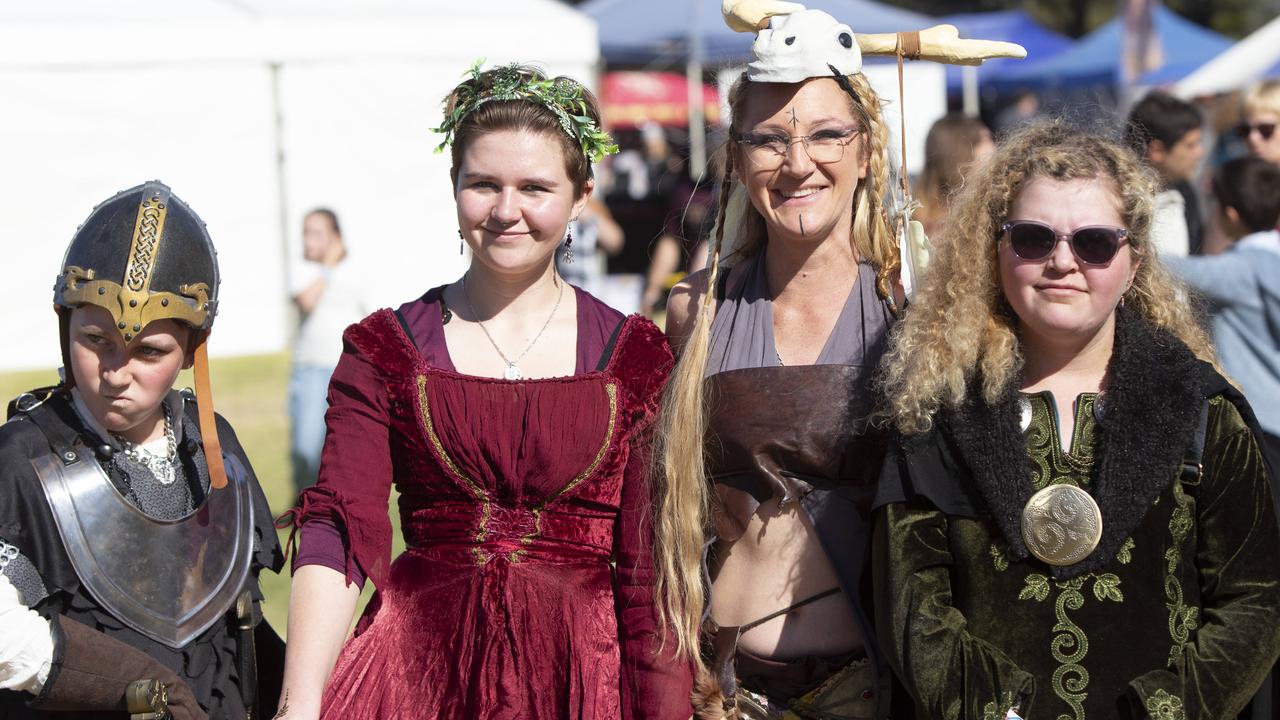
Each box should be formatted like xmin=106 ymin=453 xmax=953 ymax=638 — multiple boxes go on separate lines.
xmin=650 ymin=72 xmax=900 ymax=665
xmin=879 ymin=120 xmax=1217 ymax=436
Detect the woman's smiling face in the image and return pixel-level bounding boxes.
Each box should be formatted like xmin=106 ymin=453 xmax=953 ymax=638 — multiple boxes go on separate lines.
xmin=734 ymin=77 xmax=868 ymax=246
xmin=454 ymin=128 xmax=590 ymax=276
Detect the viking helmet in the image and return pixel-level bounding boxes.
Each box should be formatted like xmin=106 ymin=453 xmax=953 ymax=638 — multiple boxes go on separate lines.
xmin=54 ymin=180 xmax=231 ymax=491
xmin=55 ymin=180 xmax=218 ymax=346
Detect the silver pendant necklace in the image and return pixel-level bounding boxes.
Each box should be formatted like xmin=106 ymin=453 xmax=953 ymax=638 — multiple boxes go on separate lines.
xmin=113 ymin=403 xmax=179 ymax=485
xmin=460 ymin=274 xmax=564 ymax=380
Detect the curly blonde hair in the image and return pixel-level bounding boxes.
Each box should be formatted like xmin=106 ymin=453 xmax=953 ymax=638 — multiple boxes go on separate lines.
xmin=880 ymin=120 xmax=1216 ymax=436
xmin=650 ymin=71 xmax=900 ymax=667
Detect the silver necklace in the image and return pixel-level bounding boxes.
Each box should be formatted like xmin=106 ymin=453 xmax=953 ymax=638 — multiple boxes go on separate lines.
xmin=460 ymin=275 xmax=564 ymax=380
xmin=114 ymin=403 xmax=178 ymax=485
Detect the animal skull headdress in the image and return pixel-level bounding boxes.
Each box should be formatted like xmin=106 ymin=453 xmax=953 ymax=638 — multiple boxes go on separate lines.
xmin=722 ymin=1 xmax=1026 ymax=297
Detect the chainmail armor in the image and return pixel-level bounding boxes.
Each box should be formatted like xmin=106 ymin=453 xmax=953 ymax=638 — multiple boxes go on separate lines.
xmin=0 ymin=538 xmax=48 ymax=605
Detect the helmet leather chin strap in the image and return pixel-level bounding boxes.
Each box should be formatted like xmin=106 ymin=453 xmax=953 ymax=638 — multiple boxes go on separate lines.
xmin=192 ymin=339 xmax=227 ymax=490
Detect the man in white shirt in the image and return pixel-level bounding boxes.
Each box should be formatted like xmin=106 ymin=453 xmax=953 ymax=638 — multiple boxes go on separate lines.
xmin=1124 ymin=92 xmax=1206 ymax=257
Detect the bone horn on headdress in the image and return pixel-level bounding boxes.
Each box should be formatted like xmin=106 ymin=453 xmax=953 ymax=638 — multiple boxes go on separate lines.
xmin=722 ymin=0 xmax=805 ymax=33
xmin=857 ymin=24 xmax=1026 ymax=66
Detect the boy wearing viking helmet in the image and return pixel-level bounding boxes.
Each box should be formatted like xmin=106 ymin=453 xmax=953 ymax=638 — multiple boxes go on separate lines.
xmin=0 ymin=181 xmax=282 ymax=719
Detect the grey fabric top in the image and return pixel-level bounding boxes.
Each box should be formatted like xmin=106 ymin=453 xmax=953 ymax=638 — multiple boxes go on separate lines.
xmin=706 ymin=251 xmax=892 ymax=376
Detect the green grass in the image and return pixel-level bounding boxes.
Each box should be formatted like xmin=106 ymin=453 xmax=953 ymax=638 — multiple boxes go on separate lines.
xmin=0 ymin=353 xmax=403 ymax=637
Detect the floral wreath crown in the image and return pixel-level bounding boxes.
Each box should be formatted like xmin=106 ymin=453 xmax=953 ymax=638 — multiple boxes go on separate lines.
xmin=433 ymin=61 xmax=618 ymax=164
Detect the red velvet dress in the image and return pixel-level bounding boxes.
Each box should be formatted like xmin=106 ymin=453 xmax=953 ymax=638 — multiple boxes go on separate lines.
xmin=289 ymin=287 xmax=692 ymax=719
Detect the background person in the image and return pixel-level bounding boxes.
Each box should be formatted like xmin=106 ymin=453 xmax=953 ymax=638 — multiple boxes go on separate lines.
xmin=875 ymin=122 xmax=1280 ymax=720
xmin=275 ymin=64 xmax=692 ymax=720
xmin=1240 ymin=80 xmax=1280 ymax=166
xmin=555 ymin=194 xmax=625 ymax=295
xmin=1166 ymin=155 xmax=1280 ymax=476
xmin=916 ymin=112 xmax=995 ymax=240
xmin=288 ymin=208 xmax=368 ymax=494
xmin=1124 ymin=91 xmax=1207 ymax=256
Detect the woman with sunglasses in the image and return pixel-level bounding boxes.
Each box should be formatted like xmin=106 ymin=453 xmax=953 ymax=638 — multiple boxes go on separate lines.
xmin=874 ymin=121 xmax=1280 ymax=720
xmin=1241 ymin=80 xmax=1280 ymax=166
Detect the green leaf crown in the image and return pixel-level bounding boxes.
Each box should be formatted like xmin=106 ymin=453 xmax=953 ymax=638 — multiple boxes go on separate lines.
xmin=433 ymin=60 xmax=618 ymax=164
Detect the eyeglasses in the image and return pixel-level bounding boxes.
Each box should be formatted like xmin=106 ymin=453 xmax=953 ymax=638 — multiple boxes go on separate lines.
xmin=1001 ymin=221 xmax=1129 ymax=266
xmin=1235 ymin=122 xmax=1277 ymax=141
xmin=733 ymin=127 xmax=861 ymax=170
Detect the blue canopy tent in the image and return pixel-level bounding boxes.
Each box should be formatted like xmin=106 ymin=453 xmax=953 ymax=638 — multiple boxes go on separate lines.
xmin=581 ymin=0 xmax=933 ymax=67
xmin=991 ymin=5 xmax=1230 ymax=89
xmin=940 ymin=10 xmax=1071 ymax=94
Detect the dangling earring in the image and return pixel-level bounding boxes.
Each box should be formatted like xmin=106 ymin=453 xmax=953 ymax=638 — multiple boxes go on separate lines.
xmin=562 ymin=228 xmax=574 ymax=264
xmin=458 ymin=230 xmax=464 ymax=256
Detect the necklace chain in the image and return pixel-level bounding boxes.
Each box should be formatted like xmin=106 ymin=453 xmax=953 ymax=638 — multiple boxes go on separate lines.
xmin=113 ymin=403 xmax=178 ymax=486
xmin=460 ymin=274 xmax=564 ymax=380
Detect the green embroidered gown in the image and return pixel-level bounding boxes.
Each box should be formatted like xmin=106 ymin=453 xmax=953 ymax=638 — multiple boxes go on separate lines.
xmin=876 ymin=392 xmax=1280 ymax=720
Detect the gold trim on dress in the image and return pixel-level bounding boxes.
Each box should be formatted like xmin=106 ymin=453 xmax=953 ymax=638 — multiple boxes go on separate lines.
xmin=417 ymin=374 xmax=491 ymax=564
xmin=415 ymin=376 xmax=619 ymax=565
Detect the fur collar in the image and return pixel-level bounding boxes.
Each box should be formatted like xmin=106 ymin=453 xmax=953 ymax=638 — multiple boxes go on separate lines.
xmin=941 ymin=308 xmax=1206 ymax=579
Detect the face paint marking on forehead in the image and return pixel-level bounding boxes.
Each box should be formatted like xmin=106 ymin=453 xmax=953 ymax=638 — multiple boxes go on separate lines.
xmin=789 ymin=108 xmax=799 ymax=128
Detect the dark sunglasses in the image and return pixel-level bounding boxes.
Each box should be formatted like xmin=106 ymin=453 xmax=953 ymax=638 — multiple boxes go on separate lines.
xmin=1236 ymin=122 xmax=1277 ymax=141
xmin=1001 ymin=221 xmax=1129 ymax=266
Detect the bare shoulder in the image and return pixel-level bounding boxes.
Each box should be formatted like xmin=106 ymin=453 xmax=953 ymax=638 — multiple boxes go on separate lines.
xmin=665 ymin=269 xmax=711 ymax=354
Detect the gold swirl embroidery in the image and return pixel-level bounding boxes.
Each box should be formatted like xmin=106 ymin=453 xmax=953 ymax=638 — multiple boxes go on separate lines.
xmin=1025 ymin=395 xmax=1054 ymax=491
xmin=417 ymin=374 xmax=491 ymax=563
xmin=1018 ymin=572 xmax=1126 ymax=720
xmin=1164 ymin=483 xmax=1198 ymax=665
xmin=990 ymin=542 xmax=1010 ymax=572
xmin=1050 ymin=577 xmax=1089 ymax=720
xmin=1116 ymin=538 xmax=1135 ymax=565
xmin=983 ymin=691 xmax=1016 ymax=720
xmin=509 ymin=383 xmax=618 ymax=562
xmin=1144 ymin=689 xmax=1186 ymax=720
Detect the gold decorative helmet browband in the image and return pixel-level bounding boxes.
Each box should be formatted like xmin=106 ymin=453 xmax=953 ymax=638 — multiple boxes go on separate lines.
xmin=55 ymin=181 xmax=218 ymax=344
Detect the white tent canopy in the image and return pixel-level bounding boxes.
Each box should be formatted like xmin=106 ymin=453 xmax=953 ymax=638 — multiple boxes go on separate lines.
xmin=0 ymin=0 xmax=599 ymax=371
xmin=1175 ymin=14 xmax=1280 ymax=99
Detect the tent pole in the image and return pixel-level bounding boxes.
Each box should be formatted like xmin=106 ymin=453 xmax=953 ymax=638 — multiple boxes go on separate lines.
xmin=269 ymin=61 xmax=295 ymax=343
xmin=687 ymin=1 xmax=707 ymax=180
xmin=962 ymin=65 xmax=979 ymax=116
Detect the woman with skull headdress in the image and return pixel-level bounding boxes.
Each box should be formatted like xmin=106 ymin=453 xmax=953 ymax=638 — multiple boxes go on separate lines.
xmin=0 ymin=182 xmax=283 ymax=719
xmin=652 ymin=3 xmax=1023 ymax=718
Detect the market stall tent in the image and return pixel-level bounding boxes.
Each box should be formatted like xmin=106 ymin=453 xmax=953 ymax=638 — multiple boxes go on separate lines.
xmin=0 ymin=0 xmax=599 ymax=371
xmin=993 ymin=5 xmax=1230 ymax=89
xmin=1175 ymin=15 xmax=1280 ymax=98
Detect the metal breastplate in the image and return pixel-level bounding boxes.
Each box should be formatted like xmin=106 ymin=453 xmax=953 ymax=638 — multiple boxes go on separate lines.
xmin=705 ymin=364 xmax=884 ymax=542
xmin=31 ymin=445 xmax=254 ymax=649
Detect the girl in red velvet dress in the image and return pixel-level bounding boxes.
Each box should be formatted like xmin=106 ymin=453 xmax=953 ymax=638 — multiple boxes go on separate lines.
xmin=273 ymin=64 xmax=693 ymax=720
